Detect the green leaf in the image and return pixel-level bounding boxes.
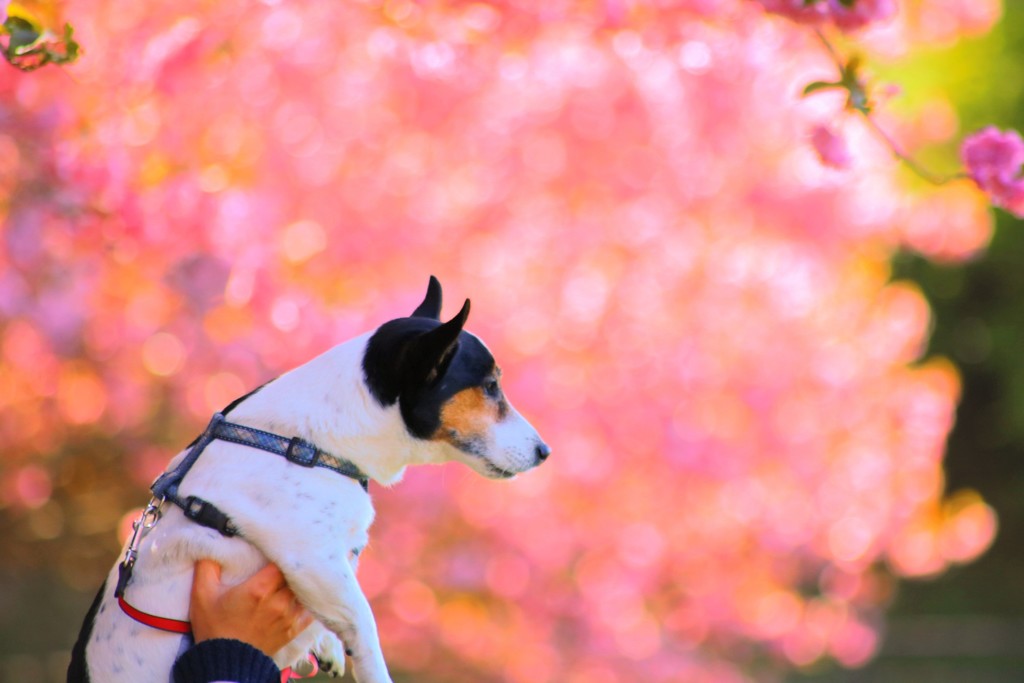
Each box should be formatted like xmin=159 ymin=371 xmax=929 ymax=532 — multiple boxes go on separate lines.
xmin=56 ymin=23 xmax=80 ymax=64
xmin=4 ymin=16 xmax=41 ymax=52
xmin=803 ymin=80 xmax=844 ymax=97
xmin=839 ymin=55 xmax=861 ymax=85
xmin=1 ymin=18 xmax=81 ymax=71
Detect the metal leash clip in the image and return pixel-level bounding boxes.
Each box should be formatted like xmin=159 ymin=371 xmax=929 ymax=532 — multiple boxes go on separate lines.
xmin=115 ymin=496 xmax=164 ymax=598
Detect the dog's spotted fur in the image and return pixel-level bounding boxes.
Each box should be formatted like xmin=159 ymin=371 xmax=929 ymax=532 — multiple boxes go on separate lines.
xmin=68 ymin=277 xmax=549 ymax=683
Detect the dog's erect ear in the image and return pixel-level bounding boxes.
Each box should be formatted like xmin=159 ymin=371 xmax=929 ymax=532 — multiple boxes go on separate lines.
xmin=411 ymin=276 xmax=443 ymax=320
xmin=406 ymin=299 xmax=470 ymax=387
xmin=364 ymin=294 xmax=471 ymax=408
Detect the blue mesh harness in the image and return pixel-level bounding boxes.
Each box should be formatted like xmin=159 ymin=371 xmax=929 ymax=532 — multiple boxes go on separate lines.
xmin=151 ymin=412 xmax=370 ymax=537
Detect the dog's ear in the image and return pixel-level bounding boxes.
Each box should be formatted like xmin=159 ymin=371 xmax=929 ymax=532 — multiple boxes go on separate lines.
xmin=405 ymin=299 xmax=470 ymax=387
xmin=411 ymin=275 xmax=443 ymax=320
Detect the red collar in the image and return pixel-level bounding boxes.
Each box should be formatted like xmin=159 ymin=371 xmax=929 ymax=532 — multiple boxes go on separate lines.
xmin=116 ymin=595 xmax=316 ymax=682
xmin=117 ymin=594 xmax=191 ymax=634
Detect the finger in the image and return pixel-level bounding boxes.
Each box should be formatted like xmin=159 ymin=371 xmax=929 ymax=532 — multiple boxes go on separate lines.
xmin=286 ymin=611 xmax=315 ymax=641
xmin=295 ymin=609 xmax=315 ymax=632
xmin=191 ymin=559 xmax=223 ymax=600
xmin=248 ymin=563 xmax=287 ymax=593
xmin=195 ymin=559 xmax=223 ymax=581
xmin=283 ymin=606 xmax=314 ymax=638
xmin=283 ymin=592 xmax=305 ymax=618
xmin=264 ymin=584 xmax=301 ymax=619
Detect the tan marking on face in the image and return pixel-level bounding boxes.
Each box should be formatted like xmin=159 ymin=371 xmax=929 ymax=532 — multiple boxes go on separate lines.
xmin=435 ymin=387 xmax=502 ymax=447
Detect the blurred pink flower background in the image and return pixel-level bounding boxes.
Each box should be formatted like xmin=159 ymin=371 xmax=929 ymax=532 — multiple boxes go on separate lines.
xmin=0 ymin=1 xmax=1008 ymax=681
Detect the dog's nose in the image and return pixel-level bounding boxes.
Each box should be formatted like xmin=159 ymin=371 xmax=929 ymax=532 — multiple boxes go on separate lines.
xmin=534 ymin=442 xmax=551 ymax=463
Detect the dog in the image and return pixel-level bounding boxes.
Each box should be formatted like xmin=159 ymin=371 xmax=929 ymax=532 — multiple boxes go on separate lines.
xmin=68 ymin=276 xmax=550 ymax=683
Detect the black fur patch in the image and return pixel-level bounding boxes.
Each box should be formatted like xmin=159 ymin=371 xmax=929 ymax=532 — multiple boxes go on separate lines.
xmin=221 ymin=381 xmax=269 ymax=416
xmin=67 ymin=579 xmax=106 ymax=683
xmin=363 ymin=317 xmax=497 ymax=439
xmin=447 ymin=431 xmax=488 ymax=457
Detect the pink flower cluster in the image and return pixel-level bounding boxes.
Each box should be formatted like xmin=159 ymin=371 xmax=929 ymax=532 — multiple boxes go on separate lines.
xmin=758 ymin=0 xmax=897 ymax=31
xmin=961 ymin=126 xmax=1024 ymax=217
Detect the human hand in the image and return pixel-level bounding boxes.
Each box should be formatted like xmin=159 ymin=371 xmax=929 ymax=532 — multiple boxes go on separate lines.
xmin=189 ymin=559 xmax=315 ymax=656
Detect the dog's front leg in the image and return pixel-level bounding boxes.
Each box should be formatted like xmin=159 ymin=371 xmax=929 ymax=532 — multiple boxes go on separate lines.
xmin=277 ymin=556 xmax=392 ymax=683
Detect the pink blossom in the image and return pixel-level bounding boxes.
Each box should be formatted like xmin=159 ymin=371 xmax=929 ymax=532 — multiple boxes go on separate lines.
xmin=811 ymin=124 xmax=853 ymax=169
xmin=758 ymin=0 xmax=897 ymax=30
xmin=978 ymin=174 xmax=1024 ymax=217
xmin=756 ymin=0 xmax=829 ymax=25
xmin=962 ymin=126 xmax=1024 ymax=217
xmin=962 ymin=126 xmax=1024 ymax=184
xmin=829 ymin=0 xmax=898 ymax=31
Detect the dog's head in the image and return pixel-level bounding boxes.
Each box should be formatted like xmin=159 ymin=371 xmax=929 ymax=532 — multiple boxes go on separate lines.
xmin=362 ymin=277 xmax=550 ymax=478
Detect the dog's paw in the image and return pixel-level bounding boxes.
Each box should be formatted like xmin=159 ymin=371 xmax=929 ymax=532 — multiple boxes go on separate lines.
xmin=288 ymin=655 xmax=318 ymax=678
xmin=313 ymin=631 xmax=348 ymax=678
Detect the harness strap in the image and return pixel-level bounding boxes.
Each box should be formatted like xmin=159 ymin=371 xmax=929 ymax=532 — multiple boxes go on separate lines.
xmin=149 ymin=413 xmax=370 ymax=539
xmin=210 ymin=420 xmax=370 ymax=488
xmin=153 ymin=413 xmax=370 ymax=500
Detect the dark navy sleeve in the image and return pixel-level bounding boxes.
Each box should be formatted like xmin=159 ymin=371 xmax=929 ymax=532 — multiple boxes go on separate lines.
xmin=172 ymin=638 xmax=281 ymax=683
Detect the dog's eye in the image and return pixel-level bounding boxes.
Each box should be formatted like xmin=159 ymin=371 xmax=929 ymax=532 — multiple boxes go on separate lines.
xmin=484 ymin=379 xmax=501 ymax=399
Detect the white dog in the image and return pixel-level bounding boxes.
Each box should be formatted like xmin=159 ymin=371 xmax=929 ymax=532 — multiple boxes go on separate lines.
xmin=68 ymin=277 xmax=550 ymax=683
